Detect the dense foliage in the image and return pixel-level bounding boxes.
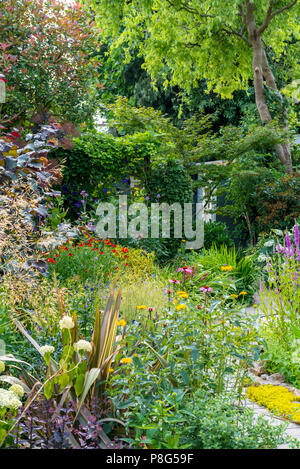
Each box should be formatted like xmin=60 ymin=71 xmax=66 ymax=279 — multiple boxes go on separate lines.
xmin=0 ymin=0 xmax=102 ymax=126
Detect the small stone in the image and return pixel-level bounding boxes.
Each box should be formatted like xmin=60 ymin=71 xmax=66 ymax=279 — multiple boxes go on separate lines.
xmin=268 ymin=373 xmax=285 ymax=383
xmin=249 ymin=362 xmax=266 ymax=376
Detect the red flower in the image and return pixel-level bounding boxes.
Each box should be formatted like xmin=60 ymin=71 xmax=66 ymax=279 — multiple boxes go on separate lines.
xmin=47 ymin=258 xmax=55 ymax=263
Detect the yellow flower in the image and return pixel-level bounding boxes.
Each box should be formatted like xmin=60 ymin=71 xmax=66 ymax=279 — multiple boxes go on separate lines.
xmin=221 ymin=265 xmax=233 ymax=272
xmin=230 ymin=294 xmax=238 ymax=299
xmin=108 ymin=368 xmax=114 ymax=373
xmin=253 ymin=304 xmax=258 ymax=308
xmin=246 ymin=385 xmax=300 ymax=423
xmin=239 ymin=291 xmax=248 ymax=296
xmin=120 ymin=357 xmax=132 ymax=365
xmin=137 ymin=305 xmax=147 ymax=310
xmin=173 ymin=299 xmax=178 ymax=305
xmin=177 ymin=291 xmax=189 ymax=298
xmin=176 ymin=304 xmax=187 ymax=311
xmin=117 ymin=319 xmax=126 ymax=327
xmin=133 ymin=353 xmax=138 ymax=357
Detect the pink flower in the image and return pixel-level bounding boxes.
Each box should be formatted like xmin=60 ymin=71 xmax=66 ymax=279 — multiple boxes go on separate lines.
xmin=176 ymin=267 xmax=193 ymax=275
xmin=169 ymin=279 xmax=180 ymax=284
xmin=200 ymin=286 xmax=213 ymax=294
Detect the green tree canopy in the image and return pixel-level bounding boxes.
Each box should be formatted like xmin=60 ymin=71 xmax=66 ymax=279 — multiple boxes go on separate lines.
xmin=83 ymin=0 xmax=300 ymax=173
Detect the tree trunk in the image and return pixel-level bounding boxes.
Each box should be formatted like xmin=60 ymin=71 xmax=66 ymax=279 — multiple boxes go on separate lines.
xmin=244 ymin=1 xmax=293 ymax=174
xmin=261 ymin=50 xmax=293 ymax=174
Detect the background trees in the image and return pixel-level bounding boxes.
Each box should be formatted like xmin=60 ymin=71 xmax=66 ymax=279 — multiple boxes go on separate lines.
xmin=84 ymin=0 xmax=299 ymax=173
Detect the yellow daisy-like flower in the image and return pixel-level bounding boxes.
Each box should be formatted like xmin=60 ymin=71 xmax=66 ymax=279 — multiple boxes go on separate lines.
xmin=177 ymin=291 xmax=189 ymax=298
xmin=108 ymin=368 xmax=114 ymax=373
xmin=133 ymin=353 xmax=138 ymax=357
xmin=137 ymin=305 xmax=147 ymax=310
xmin=120 ymin=357 xmax=132 ymax=365
xmin=173 ymin=299 xmax=178 ymax=305
xmin=176 ymin=304 xmax=187 ymax=311
xmin=181 ymin=240 xmax=186 ymax=243
xmin=230 ymin=294 xmax=239 ymax=299
xmin=221 ymin=265 xmax=233 ymax=272
xmin=239 ymin=291 xmax=248 ymax=296
xmin=117 ymin=319 xmax=126 ymax=327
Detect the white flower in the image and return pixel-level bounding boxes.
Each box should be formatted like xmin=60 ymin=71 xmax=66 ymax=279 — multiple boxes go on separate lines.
xmin=264 ymin=240 xmax=275 ymax=247
xmin=257 ymin=254 xmax=267 ymax=262
xmin=0 ymin=389 xmax=22 ymax=410
xmin=272 ymin=229 xmax=284 ymax=236
xmin=73 ymin=340 xmax=92 ymax=354
xmin=59 ymin=316 xmax=75 ymax=330
xmin=9 ymin=384 xmax=25 ymax=398
xmin=40 ymin=345 xmax=55 ymax=356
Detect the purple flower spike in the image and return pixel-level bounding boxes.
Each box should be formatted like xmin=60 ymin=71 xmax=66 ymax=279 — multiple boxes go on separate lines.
xmin=295 ymin=225 xmax=299 ymax=249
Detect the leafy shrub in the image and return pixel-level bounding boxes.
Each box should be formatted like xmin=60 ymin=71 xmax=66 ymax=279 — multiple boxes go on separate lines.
xmin=256 ymin=174 xmax=300 ymax=232
xmin=204 ymin=221 xmax=234 ymax=249
xmin=0 ymin=0 xmax=101 ymax=124
xmin=54 ymin=130 xmax=162 ymax=216
xmin=121 ymin=160 xmax=193 ymax=263
xmin=260 ymin=331 xmax=300 ymax=388
xmin=179 ymin=392 xmax=292 ymax=449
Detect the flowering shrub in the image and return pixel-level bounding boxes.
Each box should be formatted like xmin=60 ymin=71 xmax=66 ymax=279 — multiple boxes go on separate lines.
xmin=0 ymin=0 xmax=101 ymax=124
